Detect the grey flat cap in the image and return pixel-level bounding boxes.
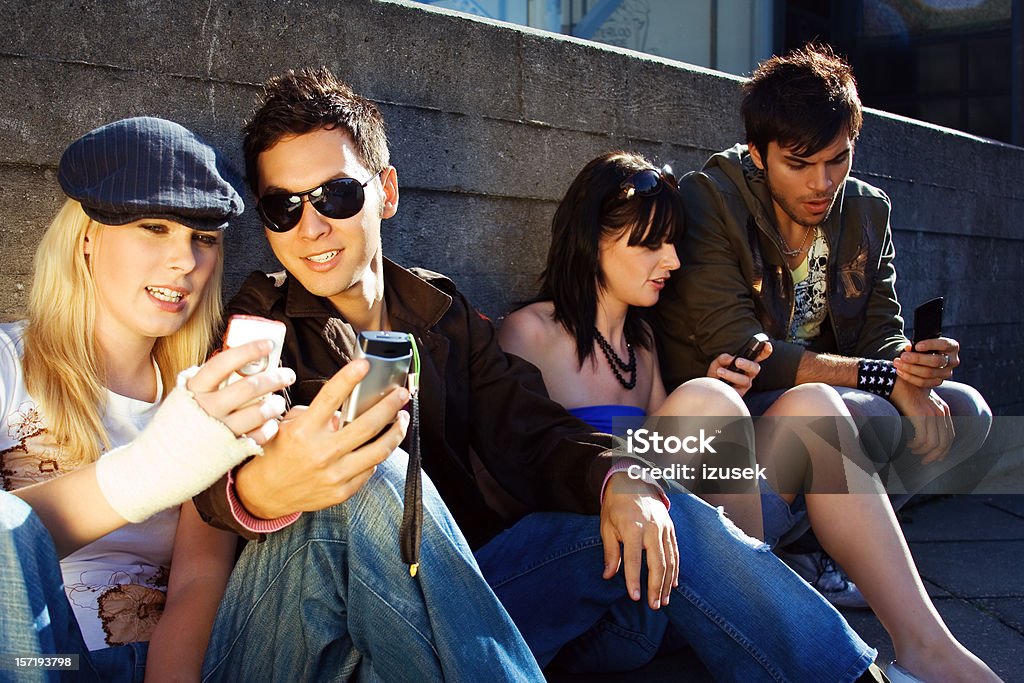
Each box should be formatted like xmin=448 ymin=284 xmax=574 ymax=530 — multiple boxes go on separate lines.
xmin=58 ymin=116 xmax=243 ymax=231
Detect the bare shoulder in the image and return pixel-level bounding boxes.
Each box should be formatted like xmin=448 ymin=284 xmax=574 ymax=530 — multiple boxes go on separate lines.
xmin=498 ymin=302 xmax=559 ymax=358
xmin=637 ymin=319 xmax=660 ymax=356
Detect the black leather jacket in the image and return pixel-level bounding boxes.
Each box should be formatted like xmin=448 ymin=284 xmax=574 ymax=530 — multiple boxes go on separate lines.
xmin=194 ymin=258 xmax=616 ymax=549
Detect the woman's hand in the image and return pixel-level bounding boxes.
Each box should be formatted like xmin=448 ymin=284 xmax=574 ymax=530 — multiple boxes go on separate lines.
xmin=37 ymin=340 xmax=297 ymax=546
xmin=185 ymin=340 xmax=295 ymax=444
xmin=707 ymin=342 xmax=773 ymax=397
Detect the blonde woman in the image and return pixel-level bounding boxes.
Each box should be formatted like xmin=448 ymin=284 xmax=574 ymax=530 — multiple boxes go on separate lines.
xmin=0 ymin=117 xmax=295 ymax=681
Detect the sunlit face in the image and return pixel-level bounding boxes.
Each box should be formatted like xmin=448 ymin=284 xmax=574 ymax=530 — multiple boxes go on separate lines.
xmin=256 ymin=127 xmax=397 ymax=309
xmin=597 ymin=227 xmax=680 ymax=309
xmin=749 ymin=133 xmax=853 ymax=232
xmin=86 ymin=218 xmax=220 ymax=346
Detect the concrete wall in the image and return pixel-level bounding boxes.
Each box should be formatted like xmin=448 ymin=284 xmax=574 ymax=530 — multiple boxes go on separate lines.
xmin=1 ymin=0 xmax=1022 ymax=414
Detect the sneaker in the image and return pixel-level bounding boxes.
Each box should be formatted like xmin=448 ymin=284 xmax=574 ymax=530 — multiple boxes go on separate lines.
xmin=885 ymin=661 xmax=925 ymax=683
xmin=776 ymin=550 xmax=869 ymax=609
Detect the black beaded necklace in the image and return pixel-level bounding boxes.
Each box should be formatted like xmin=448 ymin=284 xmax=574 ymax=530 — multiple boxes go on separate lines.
xmin=593 ymin=328 xmax=637 ymax=390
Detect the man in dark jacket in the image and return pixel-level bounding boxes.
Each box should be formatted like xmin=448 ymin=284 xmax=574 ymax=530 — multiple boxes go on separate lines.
xmin=655 ymin=45 xmax=992 ymax=607
xmin=194 ymin=67 xmax=887 ymax=682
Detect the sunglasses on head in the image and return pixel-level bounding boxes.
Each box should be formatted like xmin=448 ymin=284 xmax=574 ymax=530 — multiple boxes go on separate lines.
xmin=257 ymin=173 xmax=379 ymax=233
xmin=621 ymin=165 xmax=678 ymax=199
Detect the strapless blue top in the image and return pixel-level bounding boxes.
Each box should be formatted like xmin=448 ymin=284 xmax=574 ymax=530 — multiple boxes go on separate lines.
xmin=568 ymin=404 xmax=647 ymax=434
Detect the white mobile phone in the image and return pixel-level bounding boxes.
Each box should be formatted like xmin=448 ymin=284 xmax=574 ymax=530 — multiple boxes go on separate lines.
xmin=221 ymin=315 xmax=287 ymax=387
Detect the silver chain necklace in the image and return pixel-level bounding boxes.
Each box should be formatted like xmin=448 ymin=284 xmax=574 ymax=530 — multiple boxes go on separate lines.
xmin=779 ymin=226 xmax=814 ymax=257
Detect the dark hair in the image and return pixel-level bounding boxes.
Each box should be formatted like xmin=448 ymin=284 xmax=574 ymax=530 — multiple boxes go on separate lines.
xmin=741 ymin=44 xmax=862 ymax=161
xmin=243 ymin=67 xmax=389 ymax=194
xmin=537 ymin=151 xmax=683 ymax=368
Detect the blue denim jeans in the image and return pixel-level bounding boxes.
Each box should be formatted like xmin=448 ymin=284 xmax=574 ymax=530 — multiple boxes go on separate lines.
xmin=89 ymin=642 xmax=147 ymax=682
xmin=0 ymin=491 xmax=103 ymax=683
xmin=746 ymin=381 xmax=993 ymax=501
xmin=835 ymin=382 xmax=992 ymax=496
xmin=745 ymin=381 xmax=992 ymax=549
xmin=475 ymin=492 xmax=877 ymax=682
xmin=201 ymin=449 xmax=543 ymax=682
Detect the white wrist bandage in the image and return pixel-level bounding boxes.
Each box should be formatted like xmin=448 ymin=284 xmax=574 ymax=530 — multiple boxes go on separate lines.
xmin=95 ymin=369 xmax=263 ymax=523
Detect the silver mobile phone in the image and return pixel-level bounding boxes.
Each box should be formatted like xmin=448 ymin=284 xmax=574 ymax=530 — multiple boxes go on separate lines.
xmin=341 ymin=331 xmax=412 ymax=423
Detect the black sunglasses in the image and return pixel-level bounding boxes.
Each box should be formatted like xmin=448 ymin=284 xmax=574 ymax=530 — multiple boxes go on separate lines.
xmin=621 ymin=165 xmax=678 ymax=199
xmin=257 ymin=173 xmax=379 ymax=233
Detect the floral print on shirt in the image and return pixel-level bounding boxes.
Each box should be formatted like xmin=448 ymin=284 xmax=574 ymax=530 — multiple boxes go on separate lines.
xmin=1 ymin=400 xmax=76 ymax=490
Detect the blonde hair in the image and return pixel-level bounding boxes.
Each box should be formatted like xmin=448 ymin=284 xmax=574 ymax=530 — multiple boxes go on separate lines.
xmin=22 ymin=199 xmax=224 ymax=464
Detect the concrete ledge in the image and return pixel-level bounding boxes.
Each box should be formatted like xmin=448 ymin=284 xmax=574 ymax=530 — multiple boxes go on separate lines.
xmin=0 ymin=0 xmax=1021 ymax=414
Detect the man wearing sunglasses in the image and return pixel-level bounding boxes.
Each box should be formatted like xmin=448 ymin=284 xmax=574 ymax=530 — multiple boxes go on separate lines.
xmin=193 ymin=67 xmax=888 ymax=682
xmin=654 ymin=45 xmax=992 ymax=609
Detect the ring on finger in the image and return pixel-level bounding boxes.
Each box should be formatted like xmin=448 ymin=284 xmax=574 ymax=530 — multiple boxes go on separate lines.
xmin=940 ymin=353 xmax=951 ymax=370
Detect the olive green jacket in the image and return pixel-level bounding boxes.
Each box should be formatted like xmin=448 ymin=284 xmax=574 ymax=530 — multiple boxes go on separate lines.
xmin=654 ymin=144 xmax=910 ymax=391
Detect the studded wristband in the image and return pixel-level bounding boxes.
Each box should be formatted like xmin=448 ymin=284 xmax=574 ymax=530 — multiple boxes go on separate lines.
xmin=857 ymin=358 xmax=897 ymax=398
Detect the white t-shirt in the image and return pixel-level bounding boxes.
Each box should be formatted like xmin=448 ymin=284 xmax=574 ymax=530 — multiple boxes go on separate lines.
xmin=0 ymin=321 xmax=178 ymax=651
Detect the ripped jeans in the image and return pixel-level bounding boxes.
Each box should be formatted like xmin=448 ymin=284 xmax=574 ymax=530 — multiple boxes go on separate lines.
xmin=475 ymin=492 xmax=876 ymax=682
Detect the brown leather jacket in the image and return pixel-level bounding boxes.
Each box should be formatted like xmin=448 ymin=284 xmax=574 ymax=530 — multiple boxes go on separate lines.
xmin=193 ymin=258 xmax=617 ymax=549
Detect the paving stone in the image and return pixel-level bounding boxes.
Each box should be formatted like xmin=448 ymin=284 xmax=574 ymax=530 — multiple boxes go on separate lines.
xmin=923 ymin=578 xmax=952 ymax=599
xmin=976 ymin=597 xmax=1024 ymax=634
xmin=545 ymin=648 xmax=712 ymax=683
xmin=928 ymin=599 xmax=1024 ymax=682
xmin=899 ymin=496 xmax=1024 ymax=542
xmin=909 ymin=540 xmax=1024 ymax=599
xmin=987 ymin=495 xmax=1024 ymax=519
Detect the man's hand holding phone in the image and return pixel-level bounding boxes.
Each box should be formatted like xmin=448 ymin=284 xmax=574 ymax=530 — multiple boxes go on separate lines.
xmin=894 ymin=337 xmax=960 ymax=389
xmin=889 ymin=297 xmax=956 ymax=462
xmin=894 ymin=297 xmax=959 ymax=389
xmin=235 ymin=357 xmax=411 ymax=521
xmin=710 ymin=332 xmax=772 ymax=397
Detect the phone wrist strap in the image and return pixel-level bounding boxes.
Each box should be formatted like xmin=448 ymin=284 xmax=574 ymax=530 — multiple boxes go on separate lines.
xmin=400 ymin=335 xmax=423 ymax=577
xmin=857 ymin=358 xmax=896 ymax=398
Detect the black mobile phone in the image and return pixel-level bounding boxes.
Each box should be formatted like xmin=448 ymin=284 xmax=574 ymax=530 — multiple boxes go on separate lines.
xmin=341 ymin=331 xmax=413 ymax=423
xmin=725 ymin=332 xmax=770 ymax=373
xmin=912 ymin=297 xmax=944 ymax=345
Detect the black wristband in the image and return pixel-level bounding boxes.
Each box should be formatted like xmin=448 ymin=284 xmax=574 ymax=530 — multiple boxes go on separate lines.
xmin=857 ymin=358 xmax=897 ymax=398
